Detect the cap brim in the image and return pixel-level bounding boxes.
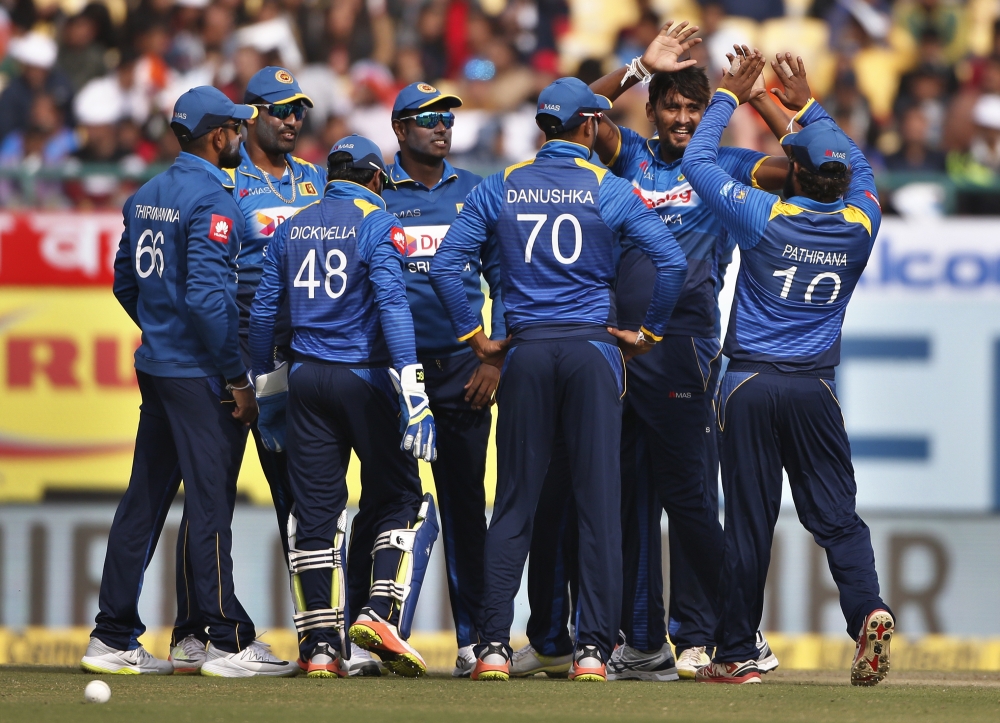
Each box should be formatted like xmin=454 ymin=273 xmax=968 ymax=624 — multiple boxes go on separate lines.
xmin=269 ymin=92 xmax=315 ymax=108
xmin=417 ymin=93 xmax=464 ymax=111
xmin=594 ymin=94 xmax=613 ymax=110
xmin=232 ymin=105 xmax=258 ymax=120
xmin=779 ymin=131 xmax=799 ymax=147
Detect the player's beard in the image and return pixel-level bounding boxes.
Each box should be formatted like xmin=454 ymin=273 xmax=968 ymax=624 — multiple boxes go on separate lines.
xmin=220 ymin=137 xmax=242 ymax=168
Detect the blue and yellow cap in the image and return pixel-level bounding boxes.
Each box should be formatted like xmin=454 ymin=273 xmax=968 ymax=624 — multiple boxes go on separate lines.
xmin=171 ymin=86 xmax=257 ymax=139
xmin=392 ymin=82 xmax=463 ymax=119
xmin=244 ymin=66 xmax=314 ymax=107
xmin=781 ymin=120 xmax=851 ymax=177
xmin=535 ymin=77 xmax=612 ymax=132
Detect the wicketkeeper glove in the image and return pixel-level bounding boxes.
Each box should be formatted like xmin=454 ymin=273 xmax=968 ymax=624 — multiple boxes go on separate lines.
xmin=254 ymin=361 xmax=288 ymax=453
xmin=389 ymin=364 xmax=437 ymax=463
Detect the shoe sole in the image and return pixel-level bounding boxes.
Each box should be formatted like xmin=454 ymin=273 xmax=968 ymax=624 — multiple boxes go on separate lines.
xmin=757 ymin=652 xmax=780 ymax=674
xmin=473 ymin=670 xmax=509 ymax=681
xmin=201 ymin=661 xmax=298 ymax=678
xmin=345 ymin=662 xmax=382 ymax=677
xmin=608 ymin=668 xmax=680 ymax=682
xmin=81 ymin=658 xmax=167 ymax=675
xmin=570 ymin=673 xmax=606 ymax=682
xmin=349 ymin=623 xmax=426 ymax=678
xmin=677 ymin=667 xmax=699 ymax=680
xmin=851 ymin=610 xmax=893 ymax=687
xmin=697 ymin=674 xmax=761 ymax=684
xmin=510 ymin=663 xmax=572 ymax=678
xmin=171 ymin=667 xmax=201 ymax=675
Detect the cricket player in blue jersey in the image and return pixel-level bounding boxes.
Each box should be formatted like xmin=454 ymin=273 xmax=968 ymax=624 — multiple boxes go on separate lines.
xmin=250 ymin=134 xmax=439 ymax=678
xmin=682 ymin=51 xmax=894 ymax=686
xmin=83 ymin=87 xmax=294 ymax=678
xmin=512 ymin=23 xmax=785 ymax=681
xmin=357 ymin=82 xmax=504 ymax=677
xmin=430 ymin=77 xmax=688 ymax=682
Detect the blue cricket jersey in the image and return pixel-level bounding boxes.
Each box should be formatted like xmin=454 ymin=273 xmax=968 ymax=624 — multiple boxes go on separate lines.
xmin=227 ymin=144 xmax=327 ymax=320
xmin=113 ymin=152 xmax=246 ymax=380
xmin=609 ymin=126 xmax=767 ymax=337
xmin=430 ymin=140 xmax=688 ymax=341
xmin=248 ymin=180 xmax=419 ymax=376
xmin=382 ymin=154 xmax=506 ymax=355
xmin=682 ymin=92 xmax=882 ymax=373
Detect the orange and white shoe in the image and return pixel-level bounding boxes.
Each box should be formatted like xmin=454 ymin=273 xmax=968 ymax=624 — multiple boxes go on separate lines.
xmin=297 ymin=642 xmax=347 ymax=679
xmin=472 ymin=642 xmax=510 ymax=681
xmin=568 ymin=645 xmax=607 ymax=682
xmin=695 ymin=660 xmax=761 ymax=684
xmin=851 ymin=609 xmax=894 ymax=686
xmin=348 ymin=607 xmax=426 ymax=677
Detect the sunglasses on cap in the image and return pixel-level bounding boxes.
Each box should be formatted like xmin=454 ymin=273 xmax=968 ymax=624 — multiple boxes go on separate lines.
xmin=396 ymin=111 xmax=456 ymax=129
xmin=253 ymin=102 xmax=307 ymax=121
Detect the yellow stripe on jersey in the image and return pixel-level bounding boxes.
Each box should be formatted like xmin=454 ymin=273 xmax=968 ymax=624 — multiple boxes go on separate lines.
xmin=354 ymin=198 xmax=381 ymax=217
xmin=574 ymin=157 xmax=608 ymax=183
xmin=768 ymin=199 xmax=872 ymax=235
xmin=504 ymin=159 xmax=535 ymax=180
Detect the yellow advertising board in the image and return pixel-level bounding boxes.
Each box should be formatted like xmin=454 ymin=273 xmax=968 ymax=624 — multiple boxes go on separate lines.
xmin=0 ymin=288 xmax=499 ymax=504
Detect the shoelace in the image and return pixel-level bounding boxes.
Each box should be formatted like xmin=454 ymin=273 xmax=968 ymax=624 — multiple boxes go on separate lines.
xmin=129 ymin=646 xmax=156 ymax=663
xmin=678 ymin=647 xmax=706 ymax=666
xmin=511 ymin=645 xmax=534 ymax=662
xmin=179 ymin=637 xmax=205 ymax=657
xmin=244 ymin=640 xmax=276 ymax=662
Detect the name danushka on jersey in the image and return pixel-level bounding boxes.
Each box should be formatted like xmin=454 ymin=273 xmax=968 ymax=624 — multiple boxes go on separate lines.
xmin=782 ymin=244 xmax=848 ymax=266
xmin=289 ymin=225 xmax=357 ymax=240
xmin=506 ymin=189 xmax=595 ymax=204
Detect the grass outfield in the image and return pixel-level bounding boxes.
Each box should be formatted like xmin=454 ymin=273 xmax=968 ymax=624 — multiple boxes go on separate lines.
xmin=2 ymin=667 xmax=1000 ymax=722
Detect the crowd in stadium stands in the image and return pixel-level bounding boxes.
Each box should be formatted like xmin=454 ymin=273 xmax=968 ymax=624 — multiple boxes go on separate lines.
xmin=0 ymin=0 xmax=998 ymax=210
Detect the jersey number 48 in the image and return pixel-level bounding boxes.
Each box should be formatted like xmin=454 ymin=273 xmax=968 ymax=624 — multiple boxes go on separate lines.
xmin=294 ymin=248 xmax=348 ymax=299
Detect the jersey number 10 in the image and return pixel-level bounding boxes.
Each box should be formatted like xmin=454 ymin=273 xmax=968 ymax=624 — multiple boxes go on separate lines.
xmin=773 ymin=265 xmax=842 ymax=304
xmin=294 ymin=248 xmax=348 ymax=299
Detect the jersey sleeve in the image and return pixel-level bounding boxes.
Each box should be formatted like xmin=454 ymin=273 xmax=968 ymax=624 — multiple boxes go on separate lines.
xmin=248 ymin=218 xmax=288 ymax=377
xmin=795 ymin=98 xmax=882 ymax=239
xmin=429 ymin=173 xmax=504 ymax=341
xmin=361 ymin=211 xmax=419 ymax=369
xmin=480 ymin=231 xmax=507 ymax=339
xmin=185 ymin=192 xmax=245 ymax=379
xmin=112 ymin=194 xmax=140 ymax=327
xmin=681 ymin=91 xmax=778 ymax=251
xmin=718 ymin=146 xmax=769 ymax=188
xmin=608 ymin=125 xmax=648 ymax=178
xmin=599 ymin=174 xmax=688 ymax=339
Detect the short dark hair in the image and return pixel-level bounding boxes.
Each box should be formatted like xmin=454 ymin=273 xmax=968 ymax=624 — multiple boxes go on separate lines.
xmin=170 ymin=121 xmax=209 ymax=151
xmin=797 ymin=163 xmax=852 ymax=203
xmin=327 ymin=150 xmax=377 ymax=184
xmin=536 ymin=113 xmax=565 ymax=140
xmin=648 ymin=66 xmax=711 ymax=110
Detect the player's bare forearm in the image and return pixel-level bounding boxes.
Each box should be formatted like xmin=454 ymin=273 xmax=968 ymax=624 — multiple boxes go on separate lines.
xmin=466 ymin=329 xmax=510 ymax=368
xmin=750 ymin=94 xmax=795 ymax=141
xmin=590 ymin=68 xmax=634 ymax=104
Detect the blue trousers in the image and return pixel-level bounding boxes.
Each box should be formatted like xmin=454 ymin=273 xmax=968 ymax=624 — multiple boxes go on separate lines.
xmin=716 ymin=367 xmax=890 ymax=661
xmin=345 ymin=349 xmax=490 ymax=648
xmin=93 ymin=372 xmax=255 ymax=653
xmin=479 ymin=330 xmax=624 ymax=661
xmin=288 ymin=362 xmax=422 ymax=658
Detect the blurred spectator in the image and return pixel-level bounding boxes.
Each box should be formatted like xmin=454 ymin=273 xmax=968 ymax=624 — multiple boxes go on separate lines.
xmin=895 ymin=64 xmax=951 ymax=149
xmin=0 ymin=93 xmax=77 ymax=169
xmin=885 ymin=106 xmax=946 ymax=171
xmin=57 ymin=11 xmax=109 ymax=92
xmin=894 ymin=0 xmax=967 ymax=64
xmin=948 ymin=94 xmax=1000 ymax=185
xmin=0 ymin=33 xmax=74 ymax=143
xmin=715 ymin=0 xmax=785 ymax=23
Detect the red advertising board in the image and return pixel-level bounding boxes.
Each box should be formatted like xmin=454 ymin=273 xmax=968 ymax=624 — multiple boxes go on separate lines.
xmin=0 ymin=212 xmax=122 ymax=286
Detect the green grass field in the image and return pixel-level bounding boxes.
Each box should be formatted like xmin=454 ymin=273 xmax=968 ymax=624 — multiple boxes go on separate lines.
xmin=2 ymin=667 xmax=1000 ymax=722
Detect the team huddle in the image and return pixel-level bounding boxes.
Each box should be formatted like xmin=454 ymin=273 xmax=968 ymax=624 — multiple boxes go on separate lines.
xmin=80 ymin=20 xmax=895 ymax=687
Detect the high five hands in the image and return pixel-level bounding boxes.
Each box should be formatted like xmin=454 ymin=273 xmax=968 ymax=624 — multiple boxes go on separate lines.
xmin=640 ymin=21 xmax=703 ymax=74
xmin=721 ymin=46 xmax=814 ymax=112
xmin=719 ymin=45 xmax=767 ymax=104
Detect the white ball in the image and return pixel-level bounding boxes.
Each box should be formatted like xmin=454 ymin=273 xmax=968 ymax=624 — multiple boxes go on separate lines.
xmin=84 ymin=679 xmax=111 ymax=704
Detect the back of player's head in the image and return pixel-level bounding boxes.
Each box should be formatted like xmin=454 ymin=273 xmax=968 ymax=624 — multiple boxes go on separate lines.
xmin=782 ymin=120 xmax=852 ymax=202
xmin=535 ymin=77 xmax=611 ymax=139
xmin=326 ymin=134 xmax=389 ymax=188
xmin=648 ymin=67 xmax=710 ymax=110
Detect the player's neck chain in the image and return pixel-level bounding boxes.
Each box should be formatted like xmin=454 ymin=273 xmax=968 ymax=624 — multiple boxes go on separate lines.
xmin=257 ymin=160 xmax=295 ymax=204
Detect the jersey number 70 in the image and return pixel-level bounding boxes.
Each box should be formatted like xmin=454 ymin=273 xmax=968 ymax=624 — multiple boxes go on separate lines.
xmin=517 ymin=213 xmax=583 ymax=265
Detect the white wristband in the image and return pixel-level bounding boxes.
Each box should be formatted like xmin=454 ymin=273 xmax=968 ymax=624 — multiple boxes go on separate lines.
xmin=621 ymin=56 xmax=653 ymax=87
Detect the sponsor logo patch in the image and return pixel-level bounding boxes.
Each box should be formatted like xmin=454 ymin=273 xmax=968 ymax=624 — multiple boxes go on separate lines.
xmin=391 ymin=227 xmax=407 ymax=254
xmin=208 ymin=215 xmax=232 ymax=243
xmin=399 ymin=225 xmax=450 ymax=257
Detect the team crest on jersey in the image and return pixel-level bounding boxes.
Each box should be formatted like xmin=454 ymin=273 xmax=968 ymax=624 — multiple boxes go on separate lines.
xmin=209 ymin=215 xmax=232 ymax=243
xmin=417 ymin=83 xmax=436 ymax=93
xmin=298 ymin=181 xmax=318 ymax=195
xmin=275 ymin=70 xmax=294 ymax=84
xmin=391 ymin=227 xmax=407 ymax=254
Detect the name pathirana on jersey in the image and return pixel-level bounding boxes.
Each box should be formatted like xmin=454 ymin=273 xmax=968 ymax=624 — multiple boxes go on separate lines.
xmin=227 ymin=144 xmax=327 ymax=313
xmin=609 ymin=125 xmax=767 ymax=338
xmin=113 ymin=152 xmax=247 ymax=380
xmin=429 ymin=140 xmax=688 ymax=342
xmin=248 ymin=180 xmax=419 ymax=376
xmin=681 ymin=92 xmax=882 ymax=373
xmin=382 ymin=156 xmax=505 ymax=355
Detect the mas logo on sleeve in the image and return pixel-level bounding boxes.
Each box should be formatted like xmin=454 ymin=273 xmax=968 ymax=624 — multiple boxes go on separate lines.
xmin=209 ymin=215 xmax=233 ymax=243
xmin=391 ymin=226 xmax=407 ymax=254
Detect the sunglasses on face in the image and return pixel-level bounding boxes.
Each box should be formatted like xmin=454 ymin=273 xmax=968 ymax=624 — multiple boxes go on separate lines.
xmin=397 ymin=111 xmax=456 ymax=129
xmin=254 ymin=103 xmax=307 ymax=121
xmin=215 ymin=121 xmax=244 ymax=133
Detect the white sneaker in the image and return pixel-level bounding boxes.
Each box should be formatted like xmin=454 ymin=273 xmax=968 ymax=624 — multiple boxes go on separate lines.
xmin=756 ymin=631 xmax=780 ymax=673
xmin=340 ymin=643 xmax=382 ymax=677
xmin=81 ymin=637 xmax=173 ymax=675
xmin=201 ymin=640 xmax=297 ymax=678
xmin=676 ymin=646 xmax=711 ymax=679
xmin=509 ymin=643 xmax=573 ymax=678
xmin=453 ymin=644 xmax=476 ymax=678
xmin=169 ymin=635 xmax=207 ymax=674
xmin=607 ymin=642 xmax=679 ymax=681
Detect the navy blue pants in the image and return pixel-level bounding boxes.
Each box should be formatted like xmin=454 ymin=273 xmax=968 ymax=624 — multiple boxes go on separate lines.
xmin=526 ymin=336 xmax=724 ymax=654
xmin=480 ymin=331 xmax=624 ymax=661
xmin=172 ymin=343 xmax=294 ymax=644
xmin=345 ymin=350 xmax=490 ymax=648
xmin=93 ymin=372 xmax=255 ymax=653
xmin=715 ymin=368 xmax=890 ymax=661
xmin=288 ymin=362 xmax=422 ymax=658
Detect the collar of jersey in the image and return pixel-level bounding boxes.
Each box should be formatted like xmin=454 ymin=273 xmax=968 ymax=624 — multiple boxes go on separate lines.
xmin=537 ymin=140 xmax=593 ymax=161
xmin=783 ymin=195 xmax=847 ymax=213
xmin=235 ymin=143 xmax=303 ymax=182
xmin=644 ymin=136 xmax=683 ymax=170
xmin=177 ymin=152 xmax=235 ymax=188
xmin=324 ymin=179 xmax=386 ymax=209
xmin=388 ymin=153 xmax=459 ymax=190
